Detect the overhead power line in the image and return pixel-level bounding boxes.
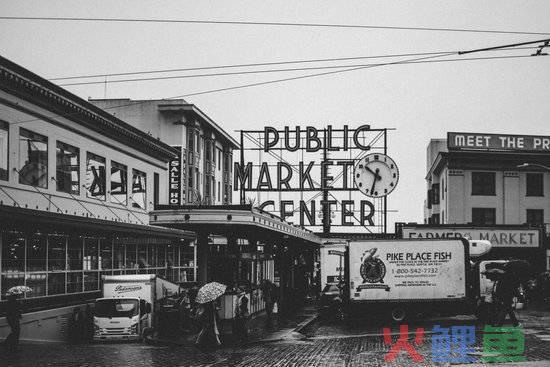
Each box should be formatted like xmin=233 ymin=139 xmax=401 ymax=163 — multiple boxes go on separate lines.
xmin=50 ymin=46 xmax=536 ymax=81
xmin=1 ymin=16 xmax=550 ymax=36
xmin=58 ymin=54 xmax=544 ymax=87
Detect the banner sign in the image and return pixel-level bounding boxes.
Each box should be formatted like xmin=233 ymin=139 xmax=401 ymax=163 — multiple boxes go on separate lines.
xmin=448 ymin=132 xmax=550 ymax=152
xmin=402 ymin=226 xmax=540 ymax=248
xmin=169 ymin=146 xmax=182 ymax=205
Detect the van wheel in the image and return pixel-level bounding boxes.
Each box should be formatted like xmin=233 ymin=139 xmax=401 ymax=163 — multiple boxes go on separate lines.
xmin=142 ymin=327 xmax=154 ymax=342
xmin=391 ymin=308 xmax=407 ymax=323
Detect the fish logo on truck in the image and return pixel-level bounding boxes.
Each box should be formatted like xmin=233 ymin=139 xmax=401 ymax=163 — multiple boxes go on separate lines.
xmin=114 ymin=285 xmax=142 ymax=294
xmin=357 ymin=248 xmax=390 ymax=292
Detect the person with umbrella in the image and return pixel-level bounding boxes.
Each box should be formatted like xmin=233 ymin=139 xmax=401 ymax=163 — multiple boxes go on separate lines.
xmin=3 ymin=286 xmax=30 ymax=351
xmin=493 ymin=260 xmax=531 ymax=327
xmin=194 ymin=282 xmax=226 ymax=348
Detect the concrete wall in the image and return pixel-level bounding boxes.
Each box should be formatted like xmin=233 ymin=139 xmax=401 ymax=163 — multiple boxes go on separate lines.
xmin=0 ymin=303 xmax=92 ymax=343
xmin=0 ymin=91 xmax=169 ymax=223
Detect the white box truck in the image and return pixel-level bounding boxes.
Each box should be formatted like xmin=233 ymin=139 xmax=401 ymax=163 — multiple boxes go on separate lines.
xmin=93 ymin=274 xmax=180 ymax=341
xmin=347 ymin=238 xmax=471 ymax=322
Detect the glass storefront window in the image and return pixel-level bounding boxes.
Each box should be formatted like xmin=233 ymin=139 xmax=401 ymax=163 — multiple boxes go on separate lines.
xmin=158 ymin=244 xmax=166 ymax=268
xmin=85 ymin=152 xmax=106 ymax=200
xmin=167 ymin=244 xmax=175 ymax=267
xmin=26 ymin=234 xmax=47 ymax=272
xmin=48 ymin=273 xmax=66 ymax=295
xmin=2 ymin=232 xmax=25 ymax=272
xmin=19 ymin=128 xmax=48 ymax=188
xmin=0 ymin=120 xmax=8 ymax=181
xmin=99 ymin=240 xmax=112 ymax=270
xmin=180 ymin=243 xmax=194 ymax=268
xmin=125 ymin=244 xmax=137 ymax=270
xmin=110 ymin=161 xmax=128 ymax=205
xmin=48 ymin=236 xmax=66 ymax=271
xmin=114 ymin=243 xmax=125 ymax=269
xmin=137 ymin=244 xmax=147 ymax=269
xmin=148 ymin=244 xmax=157 ymax=268
xmin=68 ymin=237 xmax=83 ymax=271
xmin=67 ymin=272 xmax=83 ymax=293
xmin=56 ymin=141 xmax=79 ymax=194
xmin=84 ymin=272 xmax=98 ymax=291
xmin=84 ymin=238 xmax=98 ymax=270
xmin=131 ymin=169 xmax=147 ymax=210
xmin=1 ymin=273 xmax=25 ymax=300
xmin=26 ymin=273 xmax=46 ymax=298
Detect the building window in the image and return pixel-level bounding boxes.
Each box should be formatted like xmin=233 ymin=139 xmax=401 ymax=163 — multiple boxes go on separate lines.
xmin=218 ymin=181 xmax=221 ymax=201
xmin=187 ymin=129 xmax=195 ymax=152
xmin=218 ymin=150 xmax=221 ymax=171
xmin=48 ymin=235 xmax=67 ymax=272
xmin=432 ymin=184 xmax=440 ymax=205
xmin=212 ymin=178 xmax=216 ymax=201
xmin=131 ymin=169 xmax=147 ymax=209
xmin=441 ymin=210 xmax=445 ymax=224
xmin=188 ymin=166 xmax=194 ymax=189
xmin=195 ymin=168 xmax=199 ymax=190
xmin=526 ymin=209 xmax=544 ymax=226
xmin=0 ymin=120 xmax=8 ymax=181
xmin=85 ymin=152 xmax=106 ymax=200
xmin=196 ymin=133 xmax=201 ymax=154
xmin=110 ymin=161 xmax=128 ymax=205
xmin=472 ymin=208 xmax=496 ymax=226
xmin=205 ymin=140 xmax=212 ymax=161
xmin=56 ymin=141 xmax=79 ymax=194
xmin=472 ymin=172 xmax=495 ymax=196
xmin=526 ymin=173 xmax=544 ymax=197
xmin=19 ymin=128 xmax=48 ymax=188
xmin=441 ymin=178 xmax=444 ymax=200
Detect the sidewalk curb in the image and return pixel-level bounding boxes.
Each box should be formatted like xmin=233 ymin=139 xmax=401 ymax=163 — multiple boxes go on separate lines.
xmin=294 ymin=313 xmax=319 ymax=334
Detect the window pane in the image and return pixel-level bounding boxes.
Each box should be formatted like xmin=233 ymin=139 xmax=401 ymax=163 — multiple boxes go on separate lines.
xmin=68 ymin=237 xmax=83 ymax=271
xmin=1 ymin=273 xmax=25 ymax=300
xmin=26 ymin=234 xmax=47 ymax=272
xmin=472 ymin=208 xmax=496 ymax=226
xmin=472 ymin=172 xmax=495 ymax=196
xmin=131 ymin=169 xmax=147 ymax=209
xmin=526 ymin=173 xmax=544 ymax=197
xmin=125 ymin=243 xmax=137 ymax=270
xmin=26 ymin=273 xmax=47 ymax=298
xmin=85 ymin=152 xmax=106 ymax=200
xmin=2 ymin=231 xmax=25 ymax=272
xmin=99 ymin=239 xmax=112 ymax=270
xmin=148 ymin=244 xmax=157 ymax=268
xmin=67 ymin=272 xmax=83 ymax=293
xmin=114 ymin=243 xmax=125 ymax=269
xmin=137 ymin=244 xmax=147 ymax=269
xmin=84 ymin=272 xmax=98 ymax=291
xmin=84 ymin=238 xmax=98 ymax=270
xmin=0 ymin=121 xmax=8 ymax=181
xmin=48 ymin=235 xmax=66 ymax=271
xmin=158 ymin=244 xmax=166 ymax=268
xmin=19 ymin=128 xmax=48 ymax=188
xmin=526 ymin=209 xmax=544 ymax=225
xmin=110 ymin=161 xmax=128 ymax=205
xmin=48 ymin=273 xmax=66 ymax=295
xmin=56 ymin=141 xmax=79 ymax=194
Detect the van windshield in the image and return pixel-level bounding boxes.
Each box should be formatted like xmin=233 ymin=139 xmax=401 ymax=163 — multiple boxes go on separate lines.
xmin=95 ymin=299 xmax=139 ymax=318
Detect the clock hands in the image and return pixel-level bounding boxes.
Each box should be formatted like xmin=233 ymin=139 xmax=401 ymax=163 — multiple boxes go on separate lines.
xmin=364 ymin=166 xmax=382 ymax=181
xmin=370 ymin=168 xmax=380 ymax=195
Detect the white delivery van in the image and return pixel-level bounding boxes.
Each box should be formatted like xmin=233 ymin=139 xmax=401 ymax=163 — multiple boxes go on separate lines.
xmin=320 ymin=243 xmax=347 ymax=290
xmin=347 ymin=238 xmax=471 ymax=322
xmin=93 ymin=274 xmax=180 ymax=341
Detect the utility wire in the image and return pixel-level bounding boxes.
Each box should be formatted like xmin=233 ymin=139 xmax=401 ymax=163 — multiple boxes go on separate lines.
xmin=58 ymin=54 xmax=545 ymax=87
xmin=48 ymin=46 xmax=537 ymax=81
xmin=1 ymin=16 xmax=549 ymax=36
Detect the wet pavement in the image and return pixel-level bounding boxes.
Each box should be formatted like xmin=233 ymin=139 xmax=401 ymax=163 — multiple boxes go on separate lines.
xmin=2 ymin=305 xmax=550 ymax=366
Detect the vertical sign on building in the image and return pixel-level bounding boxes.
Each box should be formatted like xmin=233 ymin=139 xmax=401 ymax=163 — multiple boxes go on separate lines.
xmin=169 ymin=146 xmax=182 ymax=205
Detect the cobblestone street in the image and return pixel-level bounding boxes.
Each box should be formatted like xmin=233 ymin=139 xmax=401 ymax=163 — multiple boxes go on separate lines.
xmin=3 ymin=307 xmax=550 ymax=367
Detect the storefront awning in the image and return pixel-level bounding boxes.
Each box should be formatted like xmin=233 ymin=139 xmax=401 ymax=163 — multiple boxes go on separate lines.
xmin=151 ymin=205 xmax=322 ymax=246
xmin=0 ymin=205 xmax=195 ymax=240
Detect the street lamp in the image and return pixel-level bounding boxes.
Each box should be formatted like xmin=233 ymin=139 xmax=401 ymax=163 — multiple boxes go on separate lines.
xmin=517 ymin=163 xmax=550 ymax=171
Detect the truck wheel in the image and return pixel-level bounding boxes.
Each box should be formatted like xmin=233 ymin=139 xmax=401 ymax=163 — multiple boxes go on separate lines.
xmin=141 ymin=327 xmax=154 ymax=343
xmin=391 ymin=308 xmax=407 ymax=323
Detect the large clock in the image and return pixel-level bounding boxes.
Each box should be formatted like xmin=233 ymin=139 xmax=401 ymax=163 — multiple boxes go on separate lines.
xmin=353 ymin=153 xmax=399 ymax=198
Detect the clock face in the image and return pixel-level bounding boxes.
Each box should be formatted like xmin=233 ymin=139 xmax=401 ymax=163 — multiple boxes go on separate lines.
xmin=353 ymin=153 xmax=399 ymax=198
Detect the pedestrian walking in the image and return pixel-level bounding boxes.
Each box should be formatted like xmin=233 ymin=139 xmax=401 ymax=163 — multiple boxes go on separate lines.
xmin=261 ymin=279 xmax=278 ymax=328
xmin=194 ymin=301 xmax=222 ymax=348
xmin=493 ymin=275 xmax=520 ymax=327
xmin=3 ymin=294 xmax=22 ymax=352
xmin=234 ymin=292 xmax=250 ymax=343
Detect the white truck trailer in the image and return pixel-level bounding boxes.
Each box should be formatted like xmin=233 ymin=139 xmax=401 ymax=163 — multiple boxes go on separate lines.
xmin=347 ymin=238 xmax=471 ymax=322
xmin=93 ymin=274 xmax=180 ymax=341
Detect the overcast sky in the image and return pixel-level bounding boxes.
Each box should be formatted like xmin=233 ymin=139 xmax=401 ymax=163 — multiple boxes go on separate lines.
xmin=1 ymin=1 xmax=549 ymax=230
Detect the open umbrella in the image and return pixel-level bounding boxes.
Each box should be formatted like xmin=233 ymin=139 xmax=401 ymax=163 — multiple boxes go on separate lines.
xmin=503 ymin=260 xmax=531 ymax=280
xmin=195 ymin=282 xmax=227 ymax=304
xmin=6 ymin=285 xmax=33 ymax=296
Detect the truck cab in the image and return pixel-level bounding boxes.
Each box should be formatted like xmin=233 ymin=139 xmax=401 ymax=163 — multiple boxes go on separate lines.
xmin=93 ymin=297 xmax=152 ymax=341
